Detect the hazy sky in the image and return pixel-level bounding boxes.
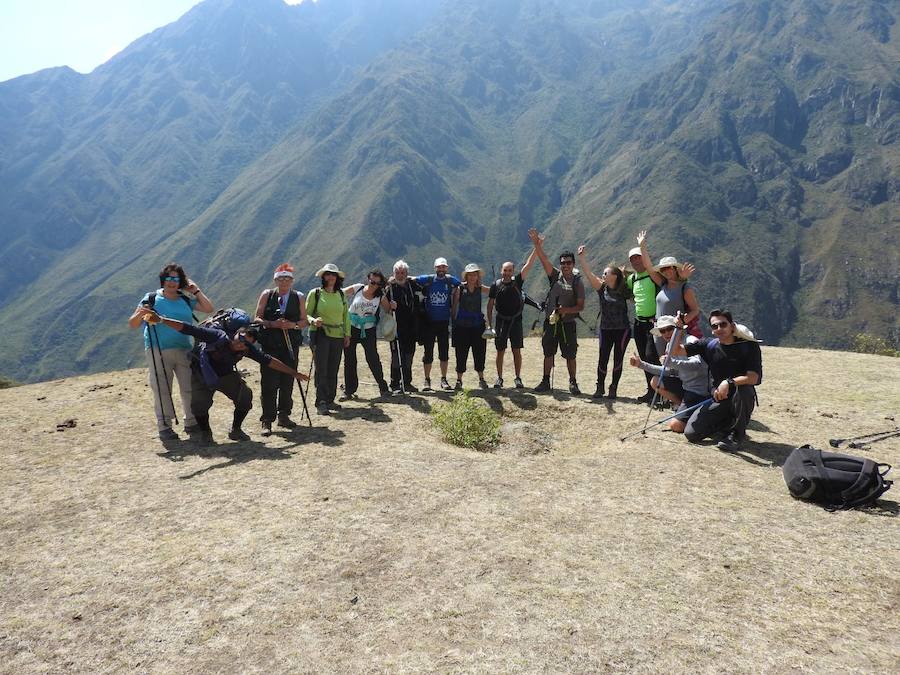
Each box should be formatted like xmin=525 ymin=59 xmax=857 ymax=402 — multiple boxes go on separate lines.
xmin=0 ymin=0 xmax=305 ymax=83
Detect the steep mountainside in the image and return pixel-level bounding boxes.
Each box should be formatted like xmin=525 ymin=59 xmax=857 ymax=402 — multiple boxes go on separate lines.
xmin=1 ymin=0 xmax=896 ymax=383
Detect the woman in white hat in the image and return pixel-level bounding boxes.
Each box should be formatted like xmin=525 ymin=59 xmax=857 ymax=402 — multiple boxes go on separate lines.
xmin=450 ymin=263 xmax=491 ymax=389
xmin=306 ymin=263 xmax=350 ymax=414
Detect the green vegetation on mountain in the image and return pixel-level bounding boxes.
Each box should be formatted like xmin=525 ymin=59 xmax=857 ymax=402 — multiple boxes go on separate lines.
xmin=0 ymin=0 xmax=897 ymax=383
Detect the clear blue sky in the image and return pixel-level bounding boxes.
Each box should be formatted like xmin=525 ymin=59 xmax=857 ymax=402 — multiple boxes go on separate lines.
xmin=0 ymin=0 xmax=305 ymax=83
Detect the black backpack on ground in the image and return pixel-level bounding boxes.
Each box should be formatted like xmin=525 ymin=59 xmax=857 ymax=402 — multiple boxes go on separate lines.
xmin=782 ymin=445 xmax=892 ymax=510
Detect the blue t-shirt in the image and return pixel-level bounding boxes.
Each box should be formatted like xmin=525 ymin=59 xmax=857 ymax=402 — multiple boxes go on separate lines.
xmin=140 ymin=291 xmax=197 ymax=350
xmin=414 ymin=274 xmax=460 ymax=322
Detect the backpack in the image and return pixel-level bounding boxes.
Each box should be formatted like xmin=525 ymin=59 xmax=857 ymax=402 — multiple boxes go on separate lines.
xmin=492 ymin=278 xmax=525 ymax=321
xmin=145 ymin=290 xmax=198 ymax=322
xmin=782 ymin=445 xmax=892 ymax=510
xmin=199 ymin=307 xmax=251 ymax=337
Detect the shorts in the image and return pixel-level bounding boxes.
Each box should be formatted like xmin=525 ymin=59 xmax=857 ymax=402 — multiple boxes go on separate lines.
xmin=541 ymin=319 xmax=577 ymax=359
xmin=421 ymin=320 xmax=450 ymax=364
xmin=494 ymin=316 xmax=524 ymax=351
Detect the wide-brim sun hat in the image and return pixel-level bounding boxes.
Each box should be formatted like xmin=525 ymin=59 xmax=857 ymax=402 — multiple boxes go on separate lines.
xmin=655 ymin=256 xmax=684 ymax=272
xmin=463 ymin=263 xmax=482 ymax=276
xmin=434 ymin=257 xmax=449 ymax=268
xmin=650 ymin=314 xmax=678 ymax=337
xmin=315 ymin=263 xmax=345 ymax=279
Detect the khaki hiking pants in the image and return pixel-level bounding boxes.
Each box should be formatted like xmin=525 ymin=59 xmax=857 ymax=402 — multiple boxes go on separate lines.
xmin=146 ymin=348 xmax=196 ymax=431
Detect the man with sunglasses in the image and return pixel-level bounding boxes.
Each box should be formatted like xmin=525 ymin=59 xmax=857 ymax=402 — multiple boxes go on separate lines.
xmin=528 ymin=228 xmax=586 ymax=394
xmin=669 ymin=309 xmax=762 ymax=451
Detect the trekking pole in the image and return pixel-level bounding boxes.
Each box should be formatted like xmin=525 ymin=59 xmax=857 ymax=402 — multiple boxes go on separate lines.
xmin=148 ymin=323 xmax=178 ymax=426
xmin=845 ymin=429 xmax=900 ymax=449
xmin=642 ymin=323 xmax=681 ymax=433
xmin=281 ymin=327 xmax=312 ymax=427
xmin=620 ymin=397 xmax=714 ymax=442
xmin=828 ymin=427 xmax=899 ymax=448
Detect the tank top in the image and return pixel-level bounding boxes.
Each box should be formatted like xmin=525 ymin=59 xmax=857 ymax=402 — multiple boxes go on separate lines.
xmin=455 ymin=285 xmax=484 ymax=328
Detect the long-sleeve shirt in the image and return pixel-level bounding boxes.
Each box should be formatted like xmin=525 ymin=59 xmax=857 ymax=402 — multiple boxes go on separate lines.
xmin=636 ymin=354 xmax=710 ymax=395
xmin=180 ymin=323 xmax=271 ymax=377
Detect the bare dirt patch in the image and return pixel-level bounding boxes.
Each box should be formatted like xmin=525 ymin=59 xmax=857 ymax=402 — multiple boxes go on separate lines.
xmin=1 ymin=340 xmax=898 ymax=673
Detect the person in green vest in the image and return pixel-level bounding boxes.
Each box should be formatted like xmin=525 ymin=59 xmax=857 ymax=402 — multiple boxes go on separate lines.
xmin=306 ymin=264 xmax=351 ymax=415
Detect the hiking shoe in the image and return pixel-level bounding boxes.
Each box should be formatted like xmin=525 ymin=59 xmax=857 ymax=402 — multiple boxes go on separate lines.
xmin=199 ymin=429 xmax=215 ymax=445
xmin=493 ymin=377 xmax=504 ymax=389
xmin=534 ymin=378 xmax=551 ymax=393
xmin=159 ymin=428 xmax=179 ymax=441
xmin=422 ymin=378 xmax=432 ymax=392
xmin=479 ymin=378 xmax=489 ymax=390
xmin=637 ymin=391 xmax=655 ymax=404
xmin=276 ymin=416 xmax=297 ymax=429
xmin=514 ymin=377 xmax=524 ymax=389
xmin=440 ymin=378 xmax=453 ymax=391
xmin=569 ymin=381 xmax=582 ymax=396
xmin=592 ymin=384 xmax=605 ymax=399
xmin=228 ymin=427 xmax=251 ymax=442
xmin=183 ymin=424 xmax=200 ymax=435
xmin=261 ymin=421 xmax=273 ymax=437
xmin=607 ymin=385 xmax=618 ymax=400
xmin=327 ymin=402 xmax=342 ymax=411
xmin=717 ymin=432 xmax=741 ymax=452
xmin=454 ymin=380 xmax=463 ymax=391
xmin=405 ymin=383 xmax=419 ymax=393
xmin=316 ymin=403 xmax=330 ymax=416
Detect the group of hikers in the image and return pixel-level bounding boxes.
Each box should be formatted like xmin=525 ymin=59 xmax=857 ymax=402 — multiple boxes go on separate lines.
xmin=130 ymin=228 xmax=763 ymax=452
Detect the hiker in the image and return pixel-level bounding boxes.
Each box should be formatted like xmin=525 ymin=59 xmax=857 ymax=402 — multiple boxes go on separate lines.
xmin=253 ymin=263 xmax=309 ymax=436
xmin=629 ymin=315 xmax=711 ymax=433
xmin=669 ymin=309 xmax=762 ymax=451
xmin=341 ymin=269 xmax=393 ymax=400
xmin=635 ymin=230 xmax=700 ymax=356
xmin=307 ymin=264 xmax=351 ymax=415
xmin=387 ymin=260 xmax=421 ymax=393
xmin=414 ymin=258 xmax=460 ymax=391
xmin=576 ymin=246 xmax=632 ymax=400
xmin=127 ymin=263 xmax=214 ymax=440
xmin=451 ymin=263 xmax=492 ymax=389
xmin=486 ymin=249 xmax=537 ymax=389
xmin=135 ymin=308 xmax=308 ymax=444
xmin=626 ymin=231 xmax=695 ymax=403
xmin=528 ymin=228 xmax=585 ymax=395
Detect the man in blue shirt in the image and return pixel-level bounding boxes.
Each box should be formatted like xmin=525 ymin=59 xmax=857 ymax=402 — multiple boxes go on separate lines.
xmin=414 ymin=257 xmax=460 ymax=391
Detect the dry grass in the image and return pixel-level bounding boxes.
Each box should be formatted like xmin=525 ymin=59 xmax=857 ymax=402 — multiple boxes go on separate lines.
xmin=1 ymin=338 xmax=898 ymax=673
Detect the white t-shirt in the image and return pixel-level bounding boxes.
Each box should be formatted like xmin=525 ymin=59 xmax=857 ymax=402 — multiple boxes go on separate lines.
xmin=347 ymin=284 xmax=381 ymax=318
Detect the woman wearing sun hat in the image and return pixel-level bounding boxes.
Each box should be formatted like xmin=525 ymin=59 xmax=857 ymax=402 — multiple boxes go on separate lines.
xmin=306 ymin=263 xmax=350 ymax=415
xmin=450 ymin=263 xmax=491 ymax=389
xmin=253 ymin=263 xmax=308 ymax=435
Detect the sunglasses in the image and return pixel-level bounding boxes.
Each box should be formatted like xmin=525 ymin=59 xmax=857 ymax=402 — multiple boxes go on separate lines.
xmin=710 ymin=321 xmax=730 ymax=329
xmin=163 ymin=275 xmax=180 ymax=282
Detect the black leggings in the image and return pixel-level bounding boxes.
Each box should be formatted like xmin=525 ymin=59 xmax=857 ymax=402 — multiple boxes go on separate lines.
xmin=632 ymin=319 xmax=658 ymax=390
xmin=597 ymin=328 xmax=630 ymax=388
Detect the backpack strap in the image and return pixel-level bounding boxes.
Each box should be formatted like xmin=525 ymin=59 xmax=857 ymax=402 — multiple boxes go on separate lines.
xmin=147 ymin=290 xmax=199 ymax=322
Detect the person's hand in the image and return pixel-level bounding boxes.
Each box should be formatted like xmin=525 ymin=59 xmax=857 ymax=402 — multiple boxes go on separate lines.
xmin=295 ymin=372 xmax=309 ymax=382
xmin=675 ymin=312 xmax=686 ymax=329
xmin=636 ymin=230 xmax=647 ymax=247
xmin=577 ymin=244 xmax=586 ymax=256
xmin=629 ymin=351 xmax=641 ymax=368
xmin=713 ymin=380 xmax=730 ymax=402
xmin=140 ymin=308 xmax=162 ymax=324
xmin=528 ymin=227 xmax=540 ymax=244
xmin=184 ymin=279 xmax=200 ymax=295
xmin=680 ymin=262 xmax=696 ymax=279
xmin=389 ymin=301 xmax=397 ymax=310
xmin=343 ymin=336 xmax=351 ymax=348
xmin=313 ymin=317 xmax=323 ymax=328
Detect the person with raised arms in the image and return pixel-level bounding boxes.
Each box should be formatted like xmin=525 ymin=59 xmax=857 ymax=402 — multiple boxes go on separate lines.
xmin=486 ymin=248 xmax=537 ymax=389
xmin=528 ymin=228 xmax=586 ymax=395
xmin=414 ymin=257 xmax=460 ymax=391
xmin=306 ymin=264 xmax=351 ymax=415
xmin=576 ymin=246 xmax=632 ymax=400
xmin=341 ymin=268 xmax=394 ymax=400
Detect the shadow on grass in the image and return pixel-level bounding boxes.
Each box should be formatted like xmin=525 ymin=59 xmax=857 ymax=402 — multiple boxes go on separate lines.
xmin=332 ymin=405 xmax=392 ymax=423
xmin=380 ymin=395 xmax=432 ymax=414
xmin=157 ymin=427 xmax=346 ymax=479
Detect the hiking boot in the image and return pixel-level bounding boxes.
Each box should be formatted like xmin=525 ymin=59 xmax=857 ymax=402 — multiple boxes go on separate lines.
xmin=493 ymin=377 xmax=504 ymax=389
xmin=405 ymin=383 xmax=419 ymax=393
xmin=440 ymin=377 xmax=453 ymax=391
xmin=534 ymin=378 xmax=551 ymax=393
xmin=607 ymin=385 xmax=618 ymax=400
xmin=592 ymin=384 xmax=605 ymax=399
xmin=378 ymin=383 xmax=390 ymax=398
xmin=159 ymin=428 xmax=179 ymax=441
xmin=637 ymin=391 xmax=655 ymax=404
xmin=199 ymin=429 xmax=215 ymax=445
xmin=316 ymin=402 xmax=330 ymax=416
xmin=422 ymin=378 xmax=432 ymax=392
xmin=228 ymin=427 xmax=251 ymax=442
xmin=514 ymin=377 xmax=524 ymax=389
xmin=276 ymin=416 xmax=297 ymax=429
xmin=479 ymin=378 xmax=489 ymax=390
xmin=183 ymin=424 xmax=200 ymax=436
xmin=261 ymin=421 xmax=273 ymax=437
xmin=569 ymin=381 xmax=582 ymax=396
xmin=454 ymin=379 xmax=463 ymax=391
xmin=327 ymin=402 xmax=342 ymax=411
xmin=717 ymin=432 xmax=741 ymax=452
xmin=338 ymin=393 xmax=356 ymax=402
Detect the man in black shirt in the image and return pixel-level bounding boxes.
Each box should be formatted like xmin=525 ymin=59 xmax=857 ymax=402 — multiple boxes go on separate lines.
xmin=139 ymin=308 xmax=308 ymax=444
xmin=486 ymin=248 xmax=537 ymax=389
xmin=387 ymin=260 xmax=422 ymax=393
xmin=670 ymin=309 xmax=762 ymax=451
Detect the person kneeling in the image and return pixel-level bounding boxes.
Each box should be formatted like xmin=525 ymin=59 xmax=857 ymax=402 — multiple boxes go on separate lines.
xmin=137 ymin=308 xmax=308 ymax=443
xmin=669 ymin=310 xmax=761 ymax=451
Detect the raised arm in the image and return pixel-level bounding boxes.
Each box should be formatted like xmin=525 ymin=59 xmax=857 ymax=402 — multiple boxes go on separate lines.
xmin=576 ymin=245 xmax=602 ymax=290
xmin=520 ymin=246 xmax=537 ymax=280
xmin=184 ymin=278 xmax=214 ymax=314
xmin=637 ymin=230 xmax=664 ymax=286
xmin=528 ymin=228 xmax=555 ymax=277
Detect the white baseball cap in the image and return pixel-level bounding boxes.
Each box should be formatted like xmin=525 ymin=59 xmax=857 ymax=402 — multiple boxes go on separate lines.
xmin=434 ymin=257 xmax=449 ymax=268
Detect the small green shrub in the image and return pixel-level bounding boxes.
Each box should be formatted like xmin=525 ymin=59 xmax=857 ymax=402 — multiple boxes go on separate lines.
xmin=851 ymin=333 xmax=899 ymax=358
xmin=431 ymin=390 xmax=501 ymax=451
